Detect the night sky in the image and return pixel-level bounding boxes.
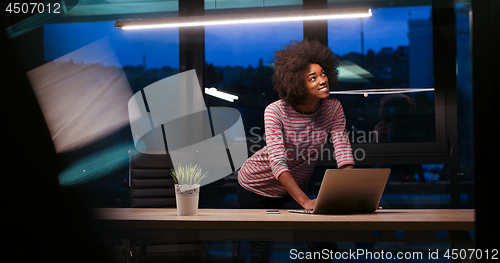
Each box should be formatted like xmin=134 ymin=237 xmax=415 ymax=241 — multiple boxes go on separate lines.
xmin=44 ymin=6 xmax=431 ymax=69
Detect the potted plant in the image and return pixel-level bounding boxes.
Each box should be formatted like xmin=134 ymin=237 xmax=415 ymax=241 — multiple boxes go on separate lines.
xmin=170 ymin=164 xmax=208 ymax=216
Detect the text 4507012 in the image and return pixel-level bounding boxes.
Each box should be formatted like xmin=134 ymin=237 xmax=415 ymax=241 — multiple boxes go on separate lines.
xmin=5 ymin=3 xmax=61 ymax=14
xmin=441 ymin=249 xmax=498 ymax=260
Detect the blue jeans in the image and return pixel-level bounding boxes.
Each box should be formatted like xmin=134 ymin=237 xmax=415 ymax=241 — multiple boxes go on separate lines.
xmin=237 ymin=183 xmax=337 ymax=263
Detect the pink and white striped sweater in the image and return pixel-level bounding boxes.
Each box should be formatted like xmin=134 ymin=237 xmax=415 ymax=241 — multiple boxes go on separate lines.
xmin=238 ymin=98 xmax=355 ymax=197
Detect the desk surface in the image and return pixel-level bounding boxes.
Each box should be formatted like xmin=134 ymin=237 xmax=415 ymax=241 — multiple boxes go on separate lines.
xmin=94 ymin=208 xmax=474 ymax=231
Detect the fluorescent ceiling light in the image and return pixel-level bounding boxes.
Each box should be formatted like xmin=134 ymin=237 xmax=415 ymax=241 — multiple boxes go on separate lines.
xmin=330 ymin=88 xmax=434 ymax=95
xmin=116 ymin=7 xmax=371 ymax=30
xmin=205 ymin=87 xmax=239 ymax=102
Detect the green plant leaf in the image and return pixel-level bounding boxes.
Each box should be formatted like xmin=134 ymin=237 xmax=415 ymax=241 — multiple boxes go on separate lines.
xmin=170 ymin=163 xmax=208 ymax=185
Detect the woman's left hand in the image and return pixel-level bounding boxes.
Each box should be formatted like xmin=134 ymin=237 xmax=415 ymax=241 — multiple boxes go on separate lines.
xmin=340 ymin=164 xmax=355 ymax=169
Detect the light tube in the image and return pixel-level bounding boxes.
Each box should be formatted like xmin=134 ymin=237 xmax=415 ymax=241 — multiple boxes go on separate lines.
xmin=205 ymin=88 xmax=239 ymax=102
xmin=116 ymin=7 xmax=371 ymax=30
xmin=329 ymin=88 xmax=435 ymax=95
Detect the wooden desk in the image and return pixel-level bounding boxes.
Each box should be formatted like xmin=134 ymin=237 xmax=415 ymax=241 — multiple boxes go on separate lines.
xmin=93 ymin=208 xmax=474 ymax=245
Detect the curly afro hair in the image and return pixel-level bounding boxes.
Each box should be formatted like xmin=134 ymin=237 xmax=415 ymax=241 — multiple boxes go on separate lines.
xmin=272 ymin=39 xmax=339 ymax=108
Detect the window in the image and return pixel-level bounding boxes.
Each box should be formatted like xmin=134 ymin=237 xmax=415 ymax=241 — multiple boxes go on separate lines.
xmin=328 ymin=5 xmax=435 ymax=147
xmin=42 ymin=21 xmax=179 ymax=207
xmin=32 ymin=0 xmax=465 ymax=209
xmin=44 ymin=21 xmax=179 ymax=94
xmin=204 ymin=21 xmax=303 ymax=154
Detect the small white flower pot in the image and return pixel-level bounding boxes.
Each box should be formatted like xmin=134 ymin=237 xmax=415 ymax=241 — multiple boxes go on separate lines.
xmin=175 ymin=184 xmax=200 ymax=216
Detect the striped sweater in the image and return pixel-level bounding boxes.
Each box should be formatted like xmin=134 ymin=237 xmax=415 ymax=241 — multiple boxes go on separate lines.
xmin=238 ymin=98 xmax=355 ymax=197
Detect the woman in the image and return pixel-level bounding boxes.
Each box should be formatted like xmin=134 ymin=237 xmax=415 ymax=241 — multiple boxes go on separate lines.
xmin=237 ymin=39 xmax=355 ymax=263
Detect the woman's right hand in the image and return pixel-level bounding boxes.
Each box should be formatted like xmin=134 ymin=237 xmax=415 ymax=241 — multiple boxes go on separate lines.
xmin=301 ymin=198 xmax=317 ymax=210
xmin=278 ymin=172 xmax=316 ymax=210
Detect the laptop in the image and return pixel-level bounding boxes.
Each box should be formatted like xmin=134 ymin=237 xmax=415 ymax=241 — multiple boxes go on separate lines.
xmin=288 ymin=168 xmax=391 ymax=214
